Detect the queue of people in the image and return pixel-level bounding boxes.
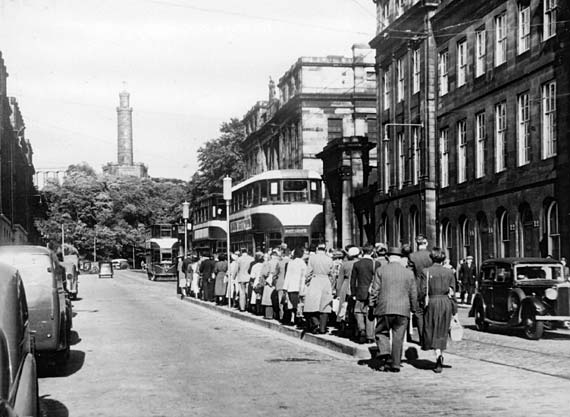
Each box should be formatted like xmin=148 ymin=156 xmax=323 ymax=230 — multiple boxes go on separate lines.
xmin=176 ymin=235 xmax=459 ymax=374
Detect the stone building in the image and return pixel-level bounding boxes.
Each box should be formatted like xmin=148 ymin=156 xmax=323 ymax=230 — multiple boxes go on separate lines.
xmin=0 ymin=52 xmax=38 ymax=244
xmin=370 ymin=0 xmax=570 ymax=265
xmin=103 ymin=90 xmax=148 ymax=178
xmin=241 ymin=48 xmax=377 ymax=248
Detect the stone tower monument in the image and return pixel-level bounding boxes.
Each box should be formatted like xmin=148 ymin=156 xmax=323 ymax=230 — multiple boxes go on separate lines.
xmin=103 ymin=89 xmax=148 ymax=178
xmin=117 ymin=90 xmax=133 ymax=165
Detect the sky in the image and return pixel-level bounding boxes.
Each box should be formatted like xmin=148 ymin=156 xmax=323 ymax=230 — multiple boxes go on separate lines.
xmin=0 ymin=0 xmax=376 ymax=180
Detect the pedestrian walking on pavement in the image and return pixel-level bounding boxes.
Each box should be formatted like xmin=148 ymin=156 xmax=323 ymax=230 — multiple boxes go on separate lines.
xmin=409 ymin=235 xmax=433 ymax=345
xmin=335 ymin=246 xmax=360 ymax=336
xmin=420 ymin=247 xmax=458 ymax=373
xmin=282 ymin=247 xmax=308 ymax=326
xmin=301 ymin=243 xmax=334 ymax=334
xmin=214 ymin=253 xmax=228 ymax=305
xmin=459 ymin=255 xmax=477 ymax=304
xmin=369 ymin=246 xmax=418 ymax=372
xmin=233 ymin=248 xmax=254 ymax=311
xmin=350 ymin=245 xmax=376 ymax=344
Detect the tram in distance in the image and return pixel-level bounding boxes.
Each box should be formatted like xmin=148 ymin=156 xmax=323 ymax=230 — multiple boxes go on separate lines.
xmin=191 ymin=193 xmax=228 ymax=257
xmin=229 ymin=169 xmax=324 ymax=253
xmin=145 ymin=224 xmax=179 ymax=281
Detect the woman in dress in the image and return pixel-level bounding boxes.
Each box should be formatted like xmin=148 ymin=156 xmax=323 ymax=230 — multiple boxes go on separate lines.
xmin=214 ymin=253 xmax=228 ymax=305
xmin=420 ymin=247 xmax=458 ymax=373
xmin=282 ymin=247 xmax=308 ymax=326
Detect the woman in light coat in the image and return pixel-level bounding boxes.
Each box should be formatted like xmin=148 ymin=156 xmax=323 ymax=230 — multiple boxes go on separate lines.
xmin=282 ymin=247 xmax=307 ymax=326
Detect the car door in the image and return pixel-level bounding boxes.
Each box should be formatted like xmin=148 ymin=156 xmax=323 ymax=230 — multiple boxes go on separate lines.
xmin=492 ymin=263 xmax=513 ymax=322
xmin=479 ymin=265 xmax=495 ymax=319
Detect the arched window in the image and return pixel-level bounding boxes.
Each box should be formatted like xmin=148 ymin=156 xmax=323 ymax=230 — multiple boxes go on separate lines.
xmin=441 ymin=220 xmax=452 ymax=260
xmin=461 ymin=218 xmax=471 ymax=259
xmin=410 ymin=207 xmax=419 ymax=244
xmin=499 ymin=211 xmax=510 ymax=257
xmin=547 ymin=201 xmax=560 ymax=259
xmin=395 ymin=210 xmax=402 ymax=244
xmin=380 ymin=213 xmax=389 ymax=244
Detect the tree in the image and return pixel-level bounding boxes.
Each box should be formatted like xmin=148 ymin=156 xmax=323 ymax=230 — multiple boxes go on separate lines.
xmin=189 ymin=118 xmax=245 ymax=205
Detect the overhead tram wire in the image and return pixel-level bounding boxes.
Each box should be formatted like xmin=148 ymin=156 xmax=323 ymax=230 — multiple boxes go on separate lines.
xmin=143 ymin=0 xmax=372 ymax=36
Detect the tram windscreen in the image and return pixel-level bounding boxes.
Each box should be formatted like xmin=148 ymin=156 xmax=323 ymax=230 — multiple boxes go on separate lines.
xmin=283 ymin=180 xmax=308 ymax=202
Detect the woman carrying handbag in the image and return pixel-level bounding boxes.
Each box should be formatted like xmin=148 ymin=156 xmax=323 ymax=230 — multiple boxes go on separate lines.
xmin=420 ymin=247 xmax=458 ymax=373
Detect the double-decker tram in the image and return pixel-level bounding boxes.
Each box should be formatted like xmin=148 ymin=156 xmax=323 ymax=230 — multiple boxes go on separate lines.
xmin=145 ymin=224 xmax=179 ymax=281
xmin=230 ymin=169 xmax=324 ymax=252
xmin=192 ymin=194 xmax=228 ymax=256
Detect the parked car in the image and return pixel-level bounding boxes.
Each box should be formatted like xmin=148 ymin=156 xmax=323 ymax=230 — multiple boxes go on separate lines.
xmin=62 ymin=261 xmax=79 ymax=300
xmin=98 ymin=261 xmax=114 ymax=279
xmin=111 ymin=258 xmax=129 ymax=270
xmin=472 ymin=257 xmax=570 ymax=339
xmin=0 ymin=264 xmax=39 ymax=417
xmin=0 ymin=245 xmax=71 ymax=362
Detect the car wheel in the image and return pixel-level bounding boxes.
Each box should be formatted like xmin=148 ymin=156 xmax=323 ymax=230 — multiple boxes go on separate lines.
xmin=523 ymin=311 xmax=544 ymax=340
xmin=474 ymin=302 xmax=488 ymax=332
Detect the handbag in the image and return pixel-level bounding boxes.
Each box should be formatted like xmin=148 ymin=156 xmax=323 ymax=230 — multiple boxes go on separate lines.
xmin=449 ymin=315 xmax=464 ymax=341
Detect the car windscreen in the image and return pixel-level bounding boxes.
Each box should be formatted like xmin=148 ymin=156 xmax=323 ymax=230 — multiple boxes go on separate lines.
xmin=515 ymin=264 xmax=564 ymax=281
xmin=0 ymin=252 xmax=53 ymax=304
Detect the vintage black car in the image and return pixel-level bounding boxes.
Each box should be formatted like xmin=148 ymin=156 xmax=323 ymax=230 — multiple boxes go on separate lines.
xmin=472 ymin=258 xmax=570 ymax=339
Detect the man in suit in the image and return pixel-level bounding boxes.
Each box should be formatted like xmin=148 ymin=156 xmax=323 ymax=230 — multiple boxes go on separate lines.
xmin=369 ymin=246 xmax=418 ymax=372
xmin=233 ymin=248 xmax=254 ymax=311
xmin=408 ymin=234 xmax=432 ymax=344
xmin=199 ymin=253 xmax=217 ymax=302
xmin=350 ymin=245 xmax=376 ymax=343
xmin=459 ymin=255 xmax=477 ymax=304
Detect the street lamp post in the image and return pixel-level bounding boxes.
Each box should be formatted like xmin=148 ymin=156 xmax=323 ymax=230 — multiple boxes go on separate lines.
xmin=223 ymin=176 xmax=232 ymax=308
xmin=182 ymin=201 xmax=190 ymax=258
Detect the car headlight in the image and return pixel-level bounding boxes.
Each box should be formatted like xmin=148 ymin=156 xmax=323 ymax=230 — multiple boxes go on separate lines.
xmin=545 ymin=287 xmax=558 ymax=301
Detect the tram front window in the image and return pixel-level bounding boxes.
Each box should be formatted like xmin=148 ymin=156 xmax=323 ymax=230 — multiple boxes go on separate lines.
xmin=283 ymin=180 xmax=308 ymax=202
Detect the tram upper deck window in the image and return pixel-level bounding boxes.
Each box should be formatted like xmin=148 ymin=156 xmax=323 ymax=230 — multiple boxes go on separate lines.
xmin=260 ymin=181 xmax=268 ymax=203
xmin=310 ymin=180 xmax=322 ymax=203
xmin=283 ymin=180 xmax=308 ymax=202
xmin=269 ymin=181 xmax=280 ymax=202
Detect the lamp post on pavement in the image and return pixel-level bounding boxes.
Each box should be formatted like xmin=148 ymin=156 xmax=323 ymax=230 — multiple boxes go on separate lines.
xmin=182 ymin=201 xmax=190 ymax=258
xmin=223 ymin=176 xmax=232 ymax=307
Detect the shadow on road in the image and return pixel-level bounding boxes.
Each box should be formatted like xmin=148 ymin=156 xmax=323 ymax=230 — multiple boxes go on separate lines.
xmin=38 ymin=350 xmax=86 ymax=378
xmin=40 ymin=395 xmax=69 ymax=417
xmin=464 ymin=323 xmax=570 ymax=340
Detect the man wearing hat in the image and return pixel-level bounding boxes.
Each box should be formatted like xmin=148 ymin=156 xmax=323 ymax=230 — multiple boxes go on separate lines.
xmin=409 ymin=234 xmax=432 ymax=344
xmin=459 ymin=255 xmax=477 ymax=304
xmin=351 ymin=245 xmax=376 ymax=343
xmin=369 ymin=246 xmax=418 ymax=372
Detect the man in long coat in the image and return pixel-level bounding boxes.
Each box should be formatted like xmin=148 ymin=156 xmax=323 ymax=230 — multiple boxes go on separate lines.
xmin=459 ymin=255 xmax=477 ymax=304
xmin=350 ymin=245 xmax=376 ymax=343
xmin=408 ymin=235 xmax=432 ymax=344
xmin=369 ymin=247 xmax=418 ymax=372
xmin=233 ymin=248 xmax=254 ymax=311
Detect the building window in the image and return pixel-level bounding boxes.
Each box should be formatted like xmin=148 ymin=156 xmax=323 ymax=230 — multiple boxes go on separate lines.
xmin=495 ymin=101 xmax=507 ymax=172
xmin=412 ymin=126 xmax=421 ymax=185
xmin=395 ymin=210 xmax=404 ymax=244
xmin=327 ymin=118 xmax=343 ymax=141
xmin=518 ymin=3 xmax=530 ymax=54
xmin=410 ymin=208 xmax=419 ymax=244
xmin=499 ymin=211 xmax=510 ymax=257
xmin=517 ymin=93 xmax=530 ymax=166
xmin=457 ymin=120 xmax=467 ymax=183
xmin=440 ymin=128 xmax=449 ymax=188
xmin=495 ymin=13 xmax=507 ymax=67
xmin=544 ymin=0 xmax=557 ymax=40
xmin=476 ymin=112 xmax=486 ymax=178
xmin=542 ymin=80 xmax=557 ymax=159
xmin=475 ymin=29 xmax=486 ymax=77
xmin=383 ymin=65 xmax=391 ymax=110
xmin=547 ymin=201 xmax=560 ymax=259
xmin=397 ymin=132 xmax=405 ymax=189
xmin=396 ymin=58 xmax=404 ymax=102
xmin=457 ymin=40 xmax=467 ymax=87
xmin=383 ymin=134 xmax=391 ymax=193
xmin=412 ymin=48 xmax=420 ymax=94
xmin=438 ymin=50 xmax=449 ymax=96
